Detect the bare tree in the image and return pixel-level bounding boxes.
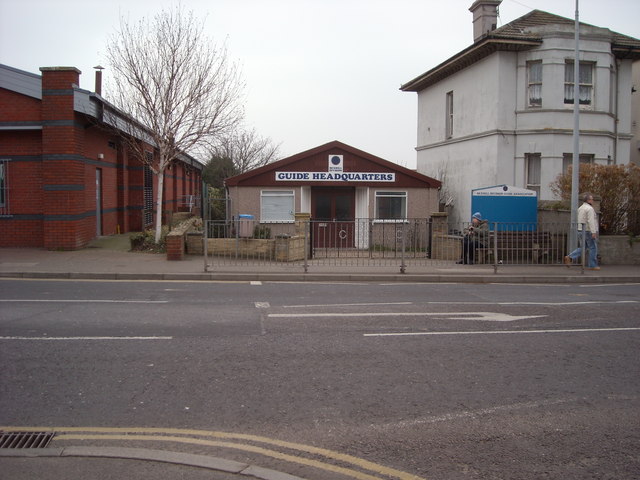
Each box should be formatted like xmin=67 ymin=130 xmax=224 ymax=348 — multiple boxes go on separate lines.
xmin=436 ymin=161 xmax=455 ymax=210
xmin=105 ymin=6 xmax=244 ymax=242
xmin=211 ymin=128 xmax=281 ymax=174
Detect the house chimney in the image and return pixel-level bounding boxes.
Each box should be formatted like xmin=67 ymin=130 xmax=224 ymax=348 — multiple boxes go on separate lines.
xmin=470 ymin=0 xmax=502 ymax=43
xmin=94 ymin=65 xmax=104 ymax=96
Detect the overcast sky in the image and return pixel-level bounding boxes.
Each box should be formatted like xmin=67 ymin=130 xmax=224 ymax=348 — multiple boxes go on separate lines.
xmin=1 ymin=0 xmax=638 ymax=168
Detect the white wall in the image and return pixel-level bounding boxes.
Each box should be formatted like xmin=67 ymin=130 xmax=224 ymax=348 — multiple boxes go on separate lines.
xmin=414 ymin=25 xmax=635 ymax=224
xmin=632 ymin=60 xmax=640 ymax=166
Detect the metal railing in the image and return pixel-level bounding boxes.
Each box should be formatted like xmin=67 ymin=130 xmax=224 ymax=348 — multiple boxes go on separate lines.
xmin=178 ymin=195 xmax=200 ymax=213
xmin=201 ymin=218 xmax=584 ymax=274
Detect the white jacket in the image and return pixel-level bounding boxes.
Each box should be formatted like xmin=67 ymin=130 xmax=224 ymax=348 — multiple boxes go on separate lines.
xmin=577 ymin=202 xmax=598 ymax=233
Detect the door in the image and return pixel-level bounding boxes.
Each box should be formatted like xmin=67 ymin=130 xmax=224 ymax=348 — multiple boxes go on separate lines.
xmin=95 ymin=168 xmax=102 ymax=236
xmin=312 ymin=187 xmax=355 ymax=248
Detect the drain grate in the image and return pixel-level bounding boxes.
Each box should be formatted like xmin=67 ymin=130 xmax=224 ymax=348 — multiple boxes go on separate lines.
xmin=0 ymin=431 xmax=54 ymax=449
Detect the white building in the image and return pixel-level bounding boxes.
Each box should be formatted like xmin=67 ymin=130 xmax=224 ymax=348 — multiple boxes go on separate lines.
xmin=401 ymin=0 xmax=640 ymax=224
xmin=632 ymin=60 xmax=640 ymax=166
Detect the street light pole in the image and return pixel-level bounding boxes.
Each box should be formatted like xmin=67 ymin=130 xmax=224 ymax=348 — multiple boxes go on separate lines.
xmin=569 ymin=0 xmax=581 ymax=250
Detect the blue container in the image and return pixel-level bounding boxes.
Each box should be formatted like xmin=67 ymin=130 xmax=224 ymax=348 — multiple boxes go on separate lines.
xmin=237 ymin=214 xmax=255 ymax=237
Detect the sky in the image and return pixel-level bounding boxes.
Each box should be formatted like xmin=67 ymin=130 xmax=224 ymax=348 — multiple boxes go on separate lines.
xmin=1 ymin=0 xmax=639 ymax=169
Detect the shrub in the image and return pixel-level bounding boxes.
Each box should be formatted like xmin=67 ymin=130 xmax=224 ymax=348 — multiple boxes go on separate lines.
xmin=550 ymin=164 xmax=640 ymax=235
xmin=129 ymin=226 xmax=169 ymax=252
xmin=253 ymin=225 xmax=271 ymax=239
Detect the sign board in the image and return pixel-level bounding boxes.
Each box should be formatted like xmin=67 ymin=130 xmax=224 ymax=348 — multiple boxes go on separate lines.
xmin=328 ymin=155 xmax=343 ymax=172
xmin=275 ymin=171 xmax=395 ymax=182
xmin=472 ymin=185 xmax=537 ymax=230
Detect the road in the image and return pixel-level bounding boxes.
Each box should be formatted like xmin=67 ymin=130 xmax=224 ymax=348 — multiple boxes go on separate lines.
xmin=1 ymin=278 xmax=639 ymax=479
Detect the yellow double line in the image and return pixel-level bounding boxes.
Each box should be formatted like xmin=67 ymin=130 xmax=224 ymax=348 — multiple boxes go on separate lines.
xmin=1 ymin=426 xmax=426 ymax=480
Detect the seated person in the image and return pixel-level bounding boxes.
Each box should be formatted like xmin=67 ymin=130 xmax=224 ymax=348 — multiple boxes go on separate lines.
xmin=457 ymin=212 xmax=488 ymax=264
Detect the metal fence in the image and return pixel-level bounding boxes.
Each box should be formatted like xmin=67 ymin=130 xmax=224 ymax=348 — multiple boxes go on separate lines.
xmin=201 ymin=217 xmax=583 ymax=273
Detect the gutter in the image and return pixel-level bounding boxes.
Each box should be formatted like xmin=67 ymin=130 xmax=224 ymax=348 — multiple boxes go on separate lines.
xmin=401 ymin=38 xmax=541 ymax=92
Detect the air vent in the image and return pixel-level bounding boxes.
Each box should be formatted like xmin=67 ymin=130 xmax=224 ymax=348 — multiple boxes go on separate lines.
xmin=0 ymin=431 xmax=54 ymax=449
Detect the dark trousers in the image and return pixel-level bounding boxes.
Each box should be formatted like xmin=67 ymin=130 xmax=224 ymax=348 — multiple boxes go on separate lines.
xmin=462 ymin=236 xmax=482 ymax=264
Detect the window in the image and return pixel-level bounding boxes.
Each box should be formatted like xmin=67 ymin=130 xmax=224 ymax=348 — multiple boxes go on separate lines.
xmin=0 ymin=159 xmax=8 ymax=214
xmin=445 ymin=91 xmax=454 ymax=139
xmin=527 ymin=61 xmax=542 ymax=107
xmin=375 ymin=191 xmax=407 ymax=220
xmin=564 ymin=61 xmax=593 ymax=106
xmin=261 ymin=190 xmax=294 ymax=222
xmin=525 ymin=153 xmax=541 ymax=196
xmin=562 ymin=153 xmax=594 ymax=174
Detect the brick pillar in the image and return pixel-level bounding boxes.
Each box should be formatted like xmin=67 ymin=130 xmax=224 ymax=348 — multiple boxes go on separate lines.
xmin=40 ymin=67 xmax=87 ymax=250
xmin=430 ymin=212 xmax=449 ymax=234
xmin=166 ymin=233 xmax=185 ymax=260
xmin=294 ymin=212 xmax=310 ymax=236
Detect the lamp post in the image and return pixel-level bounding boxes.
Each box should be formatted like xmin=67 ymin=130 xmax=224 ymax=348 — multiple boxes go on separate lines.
xmin=569 ymin=0 xmax=581 ymax=250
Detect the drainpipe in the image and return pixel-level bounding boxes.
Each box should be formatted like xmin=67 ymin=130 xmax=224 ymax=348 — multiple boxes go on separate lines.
xmin=613 ymin=59 xmax=620 ymax=164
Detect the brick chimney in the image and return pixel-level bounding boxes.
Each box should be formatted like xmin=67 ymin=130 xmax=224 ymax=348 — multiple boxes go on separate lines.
xmin=469 ymin=0 xmax=502 ymax=43
xmin=39 ymin=66 xmax=88 ymax=250
xmin=94 ymin=65 xmax=104 ymax=96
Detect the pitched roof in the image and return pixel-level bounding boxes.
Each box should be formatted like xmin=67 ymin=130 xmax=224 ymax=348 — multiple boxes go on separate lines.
xmin=401 ymin=10 xmax=640 ymax=92
xmin=0 ymin=64 xmax=202 ymax=169
xmin=225 ymin=140 xmax=441 ymax=188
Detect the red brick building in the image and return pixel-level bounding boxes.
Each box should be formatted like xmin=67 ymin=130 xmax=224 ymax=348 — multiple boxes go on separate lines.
xmin=0 ymin=64 xmax=202 ymax=249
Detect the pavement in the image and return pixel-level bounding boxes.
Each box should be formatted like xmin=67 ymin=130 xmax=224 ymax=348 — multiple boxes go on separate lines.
xmin=0 ymin=234 xmax=638 ymax=284
xmin=1 ymin=235 xmax=639 ymax=480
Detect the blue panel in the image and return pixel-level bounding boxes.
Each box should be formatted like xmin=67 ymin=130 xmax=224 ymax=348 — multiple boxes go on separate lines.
xmin=471 ymin=186 xmax=537 ymax=231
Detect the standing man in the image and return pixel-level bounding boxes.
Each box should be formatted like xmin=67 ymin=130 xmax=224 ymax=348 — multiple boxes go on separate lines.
xmin=564 ymin=193 xmax=600 ymax=270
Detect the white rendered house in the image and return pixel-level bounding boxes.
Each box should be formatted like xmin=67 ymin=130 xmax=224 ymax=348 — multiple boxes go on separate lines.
xmin=401 ymin=0 xmax=640 ymax=224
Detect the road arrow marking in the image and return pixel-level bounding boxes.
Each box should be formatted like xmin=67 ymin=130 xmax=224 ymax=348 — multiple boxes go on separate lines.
xmin=268 ymin=311 xmax=546 ymax=321
xmin=428 ymin=312 xmax=547 ymax=321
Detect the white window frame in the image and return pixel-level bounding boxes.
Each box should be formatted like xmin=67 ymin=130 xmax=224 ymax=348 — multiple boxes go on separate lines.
xmin=260 ymin=190 xmax=295 ymax=222
xmin=525 ymin=153 xmax=541 ymax=196
xmin=527 ymin=60 xmax=542 ymax=108
xmin=564 ymin=61 xmax=594 ymax=108
xmin=445 ymin=91 xmax=454 ymax=139
xmin=374 ymin=190 xmax=407 ymax=221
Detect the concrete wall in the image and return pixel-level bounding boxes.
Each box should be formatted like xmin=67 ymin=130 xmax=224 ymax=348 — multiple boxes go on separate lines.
xmin=598 ymin=236 xmax=640 ymax=265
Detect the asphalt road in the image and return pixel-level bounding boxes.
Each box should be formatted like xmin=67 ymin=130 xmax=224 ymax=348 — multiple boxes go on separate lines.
xmin=1 ymin=278 xmax=639 ymax=479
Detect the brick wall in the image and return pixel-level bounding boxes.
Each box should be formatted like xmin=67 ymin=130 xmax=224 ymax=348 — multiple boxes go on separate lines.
xmin=1 ymin=65 xmax=203 ymax=250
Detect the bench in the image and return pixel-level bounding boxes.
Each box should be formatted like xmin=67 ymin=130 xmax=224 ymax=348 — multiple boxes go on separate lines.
xmin=476 ymin=231 xmax=553 ymax=265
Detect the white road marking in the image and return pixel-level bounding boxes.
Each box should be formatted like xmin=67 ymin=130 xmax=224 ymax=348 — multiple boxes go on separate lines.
xmin=0 ymin=299 xmax=168 ymax=303
xmin=255 ymin=302 xmax=270 ymax=309
xmin=250 ymin=281 xmax=262 ymax=286
xmin=269 ymin=311 xmax=546 ymax=321
xmin=283 ymin=302 xmax=412 ymax=308
xmin=424 ymin=300 xmax=638 ymax=305
xmin=0 ymin=336 xmax=173 ymax=340
xmin=364 ymin=327 xmax=640 ymax=337
xmin=377 ymin=397 xmax=576 ymax=429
